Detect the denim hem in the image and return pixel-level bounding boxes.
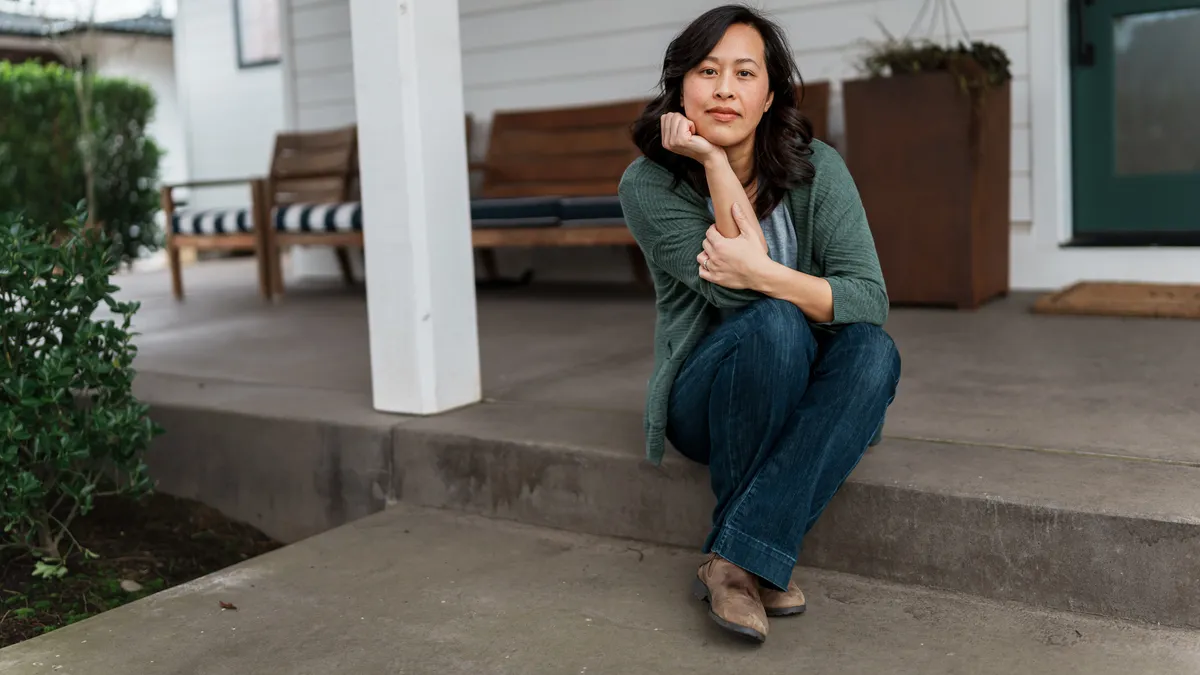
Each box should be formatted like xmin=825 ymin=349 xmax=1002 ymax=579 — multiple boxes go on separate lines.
xmin=709 ymin=524 xmax=796 ymax=592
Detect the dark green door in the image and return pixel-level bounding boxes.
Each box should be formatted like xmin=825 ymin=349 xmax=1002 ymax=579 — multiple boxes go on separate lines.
xmin=1070 ymin=0 xmax=1200 ymax=244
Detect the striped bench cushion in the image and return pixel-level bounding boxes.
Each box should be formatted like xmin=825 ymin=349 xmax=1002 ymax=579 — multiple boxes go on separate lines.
xmin=274 ymin=202 xmax=363 ymax=233
xmin=171 ymin=203 xmax=364 ymax=236
xmin=171 ymin=208 xmax=253 ymax=235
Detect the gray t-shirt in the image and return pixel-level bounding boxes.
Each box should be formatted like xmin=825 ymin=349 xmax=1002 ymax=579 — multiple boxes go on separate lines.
xmin=706 ymin=197 xmax=798 ymax=326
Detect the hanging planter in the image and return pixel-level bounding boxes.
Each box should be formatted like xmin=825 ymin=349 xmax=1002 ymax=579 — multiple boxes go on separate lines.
xmin=842 ymin=0 xmax=1013 ymax=309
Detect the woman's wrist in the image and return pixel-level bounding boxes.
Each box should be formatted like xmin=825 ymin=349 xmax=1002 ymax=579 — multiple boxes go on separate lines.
xmin=702 ymin=150 xmax=730 ymax=172
xmin=753 ymin=260 xmax=789 ymax=296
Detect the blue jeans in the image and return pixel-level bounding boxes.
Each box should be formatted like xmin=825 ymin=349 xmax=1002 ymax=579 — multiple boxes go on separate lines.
xmin=666 ymin=298 xmax=901 ymax=591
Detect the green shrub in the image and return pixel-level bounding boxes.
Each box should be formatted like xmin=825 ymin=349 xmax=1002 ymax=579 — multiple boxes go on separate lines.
xmin=1 ymin=210 xmax=160 ymax=577
xmin=0 ymin=61 xmax=164 ymax=267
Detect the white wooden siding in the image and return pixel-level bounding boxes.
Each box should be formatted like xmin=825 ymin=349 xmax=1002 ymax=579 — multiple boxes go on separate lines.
xmin=284 ymin=0 xmax=356 ymax=130
xmin=173 ymin=0 xmax=285 ymax=209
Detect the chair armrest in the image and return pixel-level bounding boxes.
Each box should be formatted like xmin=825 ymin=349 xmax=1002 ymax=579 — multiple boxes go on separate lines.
xmin=161 ymin=176 xmax=265 ymax=192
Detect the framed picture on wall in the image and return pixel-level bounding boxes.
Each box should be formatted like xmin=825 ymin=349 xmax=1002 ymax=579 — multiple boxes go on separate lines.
xmin=234 ymin=0 xmax=281 ymax=68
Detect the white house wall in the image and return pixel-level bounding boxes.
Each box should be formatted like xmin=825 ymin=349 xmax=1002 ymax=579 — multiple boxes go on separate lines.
xmin=282 ymin=0 xmax=356 ymax=130
xmin=276 ymin=0 xmax=1197 ymax=289
xmin=89 ymin=34 xmax=189 ymax=187
xmin=173 ymin=0 xmax=285 ymax=211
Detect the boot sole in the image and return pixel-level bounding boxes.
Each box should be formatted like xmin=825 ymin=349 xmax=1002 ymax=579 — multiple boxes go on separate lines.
xmin=690 ymin=578 xmax=767 ymax=643
xmin=765 ymin=604 xmax=807 ymax=618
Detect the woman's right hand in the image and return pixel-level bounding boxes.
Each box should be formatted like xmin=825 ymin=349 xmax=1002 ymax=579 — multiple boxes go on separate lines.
xmin=660 ymin=112 xmax=723 ymax=165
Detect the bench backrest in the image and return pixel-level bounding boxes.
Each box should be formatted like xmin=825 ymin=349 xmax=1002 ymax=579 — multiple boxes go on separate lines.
xmin=479 ymin=99 xmax=648 ymax=199
xmin=267 ymin=126 xmax=358 ymax=206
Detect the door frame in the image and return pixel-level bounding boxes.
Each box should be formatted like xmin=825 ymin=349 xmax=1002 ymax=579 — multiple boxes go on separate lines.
xmin=1028 ymin=1 xmax=1076 ymax=249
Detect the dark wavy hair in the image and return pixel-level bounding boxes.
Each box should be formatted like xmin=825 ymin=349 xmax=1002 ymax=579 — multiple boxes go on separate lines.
xmin=631 ymin=4 xmax=815 ymax=219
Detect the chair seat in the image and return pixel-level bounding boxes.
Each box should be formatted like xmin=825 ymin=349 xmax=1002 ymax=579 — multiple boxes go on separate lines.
xmin=471 ymin=196 xmax=561 ymax=229
xmin=559 ymin=196 xmax=624 ymax=224
xmin=274 ymin=202 xmax=363 ymax=233
xmin=171 ymin=208 xmax=253 ymax=235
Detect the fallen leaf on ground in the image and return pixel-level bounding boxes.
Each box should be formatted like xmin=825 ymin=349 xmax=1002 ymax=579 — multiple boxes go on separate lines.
xmin=219 ymin=601 xmax=237 ymax=611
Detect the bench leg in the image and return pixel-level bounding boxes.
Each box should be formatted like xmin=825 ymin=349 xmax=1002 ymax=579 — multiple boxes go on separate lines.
xmin=271 ymin=244 xmax=285 ymax=298
xmin=168 ymin=244 xmax=184 ymax=301
xmin=479 ymin=248 xmax=500 ymax=282
xmin=627 ymin=245 xmax=650 ymax=287
xmin=255 ymin=249 xmax=271 ymax=300
xmin=251 ymin=180 xmax=273 ymax=301
xmin=335 ymin=247 xmax=355 ymax=287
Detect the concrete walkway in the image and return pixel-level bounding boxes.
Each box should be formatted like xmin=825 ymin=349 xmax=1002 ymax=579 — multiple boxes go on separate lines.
xmin=3 ymin=506 xmax=1198 ymax=675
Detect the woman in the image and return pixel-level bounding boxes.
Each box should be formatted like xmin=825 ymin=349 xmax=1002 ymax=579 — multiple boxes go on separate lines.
xmin=618 ymin=5 xmax=901 ymax=643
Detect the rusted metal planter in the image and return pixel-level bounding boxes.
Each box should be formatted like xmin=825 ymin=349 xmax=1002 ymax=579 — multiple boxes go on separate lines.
xmin=843 ymin=71 xmax=1011 ymax=309
xmin=797 ymin=79 xmax=831 ymax=144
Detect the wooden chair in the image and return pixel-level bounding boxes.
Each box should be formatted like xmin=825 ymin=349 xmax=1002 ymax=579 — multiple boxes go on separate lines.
xmin=468 ymin=99 xmax=649 ymax=285
xmin=257 ymin=126 xmax=361 ymax=298
xmin=161 ymin=126 xmax=360 ymax=301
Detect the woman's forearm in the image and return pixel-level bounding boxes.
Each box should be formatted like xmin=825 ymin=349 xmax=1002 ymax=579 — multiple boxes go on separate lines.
xmin=755 ymin=262 xmax=835 ymax=323
xmin=703 ymin=154 xmax=757 ymax=239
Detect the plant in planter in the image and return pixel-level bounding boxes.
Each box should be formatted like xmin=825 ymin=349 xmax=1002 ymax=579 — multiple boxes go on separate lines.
xmin=0 ymin=209 xmax=161 ymax=578
xmin=843 ymin=3 xmax=1013 ymax=309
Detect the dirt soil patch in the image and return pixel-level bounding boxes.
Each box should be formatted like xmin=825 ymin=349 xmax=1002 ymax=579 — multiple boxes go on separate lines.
xmin=1 ymin=492 xmax=280 ymax=648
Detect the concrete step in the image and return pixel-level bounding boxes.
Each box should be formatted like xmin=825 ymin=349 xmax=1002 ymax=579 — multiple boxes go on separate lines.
xmin=389 ymin=401 xmax=1200 ymax=630
xmin=141 ymin=378 xmax=1200 ymax=631
xmin=3 ymin=506 xmax=1196 ymax=674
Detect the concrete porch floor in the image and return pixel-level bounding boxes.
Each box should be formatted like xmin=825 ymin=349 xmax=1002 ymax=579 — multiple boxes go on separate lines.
xmin=119 ymin=257 xmax=1200 ymax=465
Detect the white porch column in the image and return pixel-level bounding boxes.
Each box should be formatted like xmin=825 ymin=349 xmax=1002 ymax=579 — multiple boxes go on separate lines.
xmin=348 ymin=0 xmax=481 ymax=414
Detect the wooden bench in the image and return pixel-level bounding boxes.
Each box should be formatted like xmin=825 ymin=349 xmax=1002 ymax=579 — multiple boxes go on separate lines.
xmin=468 ymin=99 xmax=649 ymax=284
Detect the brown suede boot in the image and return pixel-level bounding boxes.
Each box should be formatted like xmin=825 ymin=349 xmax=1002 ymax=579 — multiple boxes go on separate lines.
xmin=759 ymin=580 xmax=807 ymax=617
xmin=691 ymin=554 xmax=769 ymax=643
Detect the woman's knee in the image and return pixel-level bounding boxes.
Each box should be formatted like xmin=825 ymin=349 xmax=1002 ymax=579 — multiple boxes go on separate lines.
xmin=839 ymin=323 xmax=901 ymax=398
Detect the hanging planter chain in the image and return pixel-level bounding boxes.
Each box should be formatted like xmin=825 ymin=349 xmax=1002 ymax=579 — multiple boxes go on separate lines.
xmin=906 ymin=0 xmax=972 ymax=45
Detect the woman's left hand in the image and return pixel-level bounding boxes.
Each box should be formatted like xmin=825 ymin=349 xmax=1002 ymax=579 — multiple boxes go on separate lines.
xmin=697 ymin=203 xmax=772 ymax=290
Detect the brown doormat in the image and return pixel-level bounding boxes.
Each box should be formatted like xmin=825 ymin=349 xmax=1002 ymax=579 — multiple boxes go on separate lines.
xmin=1032 ymin=282 xmax=1200 ymax=319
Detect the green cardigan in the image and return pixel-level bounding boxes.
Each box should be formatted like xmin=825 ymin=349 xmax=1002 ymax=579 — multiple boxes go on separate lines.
xmin=617 ymin=140 xmax=889 ymax=465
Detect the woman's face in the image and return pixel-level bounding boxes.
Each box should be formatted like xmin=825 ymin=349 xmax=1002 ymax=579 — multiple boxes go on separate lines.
xmin=681 ymin=23 xmax=774 ymax=150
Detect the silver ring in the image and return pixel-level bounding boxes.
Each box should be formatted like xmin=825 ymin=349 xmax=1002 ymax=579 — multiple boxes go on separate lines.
xmin=702 ymin=258 xmax=710 ymax=271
